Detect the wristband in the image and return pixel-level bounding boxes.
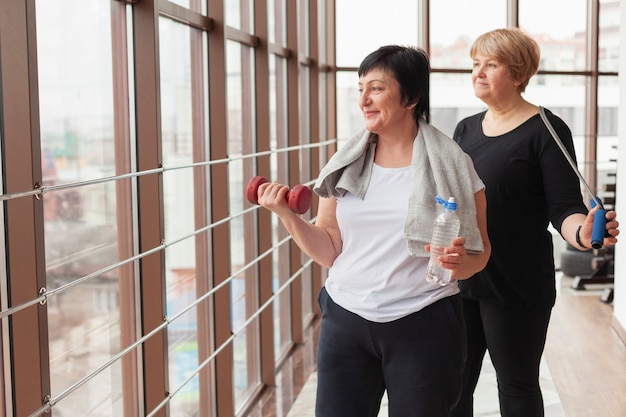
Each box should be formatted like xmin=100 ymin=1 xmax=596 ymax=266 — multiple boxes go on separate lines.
xmin=576 ymin=225 xmax=588 ymax=249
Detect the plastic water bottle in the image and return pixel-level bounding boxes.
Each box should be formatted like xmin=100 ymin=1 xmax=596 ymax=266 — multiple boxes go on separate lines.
xmin=426 ymin=197 xmax=460 ymax=286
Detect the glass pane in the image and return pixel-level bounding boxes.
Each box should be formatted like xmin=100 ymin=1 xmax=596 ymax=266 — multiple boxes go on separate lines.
xmin=226 ymin=0 xmax=254 ymax=32
xmin=168 ymin=0 xmax=190 ymax=9
xmin=300 ymin=0 xmax=310 ymax=55
xmin=335 ymin=0 xmax=418 ymax=68
xmin=268 ymin=0 xmax=276 ymax=44
xmin=520 ymin=0 xmax=587 ymax=71
xmin=318 ymin=1 xmax=327 ymax=63
xmin=168 ymin=0 xmax=206 ymax=15
xmin=597 ymin=76 xmax=619 ymax=208
xmin=36 ymin=0 xmax=124 ymax=415
xmin=159 ymin=17 xmax=200 ymax=416
xmin=336 ymin=71 xmax=361 ymax=145
xmin=226 ymin=0 xmax=241 ymax=29
xmin=599 ymin=0 xmax=620 ymax=73
xmin=430 ymin=73 xmax=485 ymax=137
xmin=268 ymin=0 xmax=287 ymax=46
xmin=430 ymin=0 xmax=505 ymax=69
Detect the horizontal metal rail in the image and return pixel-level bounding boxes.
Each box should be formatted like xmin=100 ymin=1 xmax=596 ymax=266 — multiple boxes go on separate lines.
xmin=0 ymin=197 xmax=312 ymax=319
xmin=0 ymin=140 xmax=335 ymax=202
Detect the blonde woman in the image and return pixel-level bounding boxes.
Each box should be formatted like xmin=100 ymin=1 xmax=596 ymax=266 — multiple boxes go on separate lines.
xmin=452 ymin=28 xmax=619 ymax=417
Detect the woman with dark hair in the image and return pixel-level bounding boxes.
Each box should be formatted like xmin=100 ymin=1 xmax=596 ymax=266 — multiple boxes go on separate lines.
xmin=255 ymin=45 xmax=491 ymax=416
xmin=451 ymin=28 xmax=619 ymax=417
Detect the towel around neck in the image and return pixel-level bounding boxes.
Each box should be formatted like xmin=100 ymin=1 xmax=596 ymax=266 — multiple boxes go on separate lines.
xmin=314 ymin=118 xmax=485 ymax=257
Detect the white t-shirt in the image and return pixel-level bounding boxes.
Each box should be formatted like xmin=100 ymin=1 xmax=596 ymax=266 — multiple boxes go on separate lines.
xmin=325 ymin=155 xmax=484 ymax=322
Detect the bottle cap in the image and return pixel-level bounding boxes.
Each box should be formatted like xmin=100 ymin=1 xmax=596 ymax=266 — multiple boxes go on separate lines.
xmin=445 ymin=197 xmax=457 ymax=211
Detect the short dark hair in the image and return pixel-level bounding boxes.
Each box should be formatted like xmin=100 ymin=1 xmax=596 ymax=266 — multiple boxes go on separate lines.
xmin=358 ymin=45 xmax=430 ymax=122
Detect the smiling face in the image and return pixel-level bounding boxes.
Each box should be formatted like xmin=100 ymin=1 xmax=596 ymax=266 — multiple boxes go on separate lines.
xmin=358 ymin=68 xmax=414 ymax=136
xmin=471 ymin=53 xmax=522 ymax=106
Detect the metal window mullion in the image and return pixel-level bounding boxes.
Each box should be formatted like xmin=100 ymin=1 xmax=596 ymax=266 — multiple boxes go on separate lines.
xmin=286 ymin=0 xmax=305 ymax=345
xmin=131 ymin=1 xmax=169 ymax=416
xmin=304 ymin=0 xmax=321 ymax=326
xmin=207 ymin=0 xmax=235 ymax=415
xmin=189 ymin=18 xmax=214 ymax=417
xmin=239 ymin=23 xmax=263 ymax=399
xmin=103 ymin=8 xmax=139 ymax=413
xmin=0 ymin=1 xmax=50 ymax=415
xmin=251 ymin=0 xmax=277 ymax=390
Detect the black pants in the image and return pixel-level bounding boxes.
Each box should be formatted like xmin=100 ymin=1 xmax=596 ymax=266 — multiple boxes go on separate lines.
xmin=451 ymin=298 xmax=552 ymax=417
xmin=315 ymin=288 xmax=466 ymax=417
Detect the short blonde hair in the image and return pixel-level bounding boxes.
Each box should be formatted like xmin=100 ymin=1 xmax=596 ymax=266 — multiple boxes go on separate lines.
xmin=470 ymin=28 xmax=540 ymax=93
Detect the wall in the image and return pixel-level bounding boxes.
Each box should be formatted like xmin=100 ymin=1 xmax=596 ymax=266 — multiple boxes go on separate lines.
xmin=612 ymin=0 xmax=626 ymax=342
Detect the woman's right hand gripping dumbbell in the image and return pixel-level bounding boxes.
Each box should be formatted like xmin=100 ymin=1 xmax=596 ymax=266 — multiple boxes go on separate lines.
xmin=247 ymin=175 xmax=341 ymax=268
xmin=246 ymin=176 xmax=312 ymax=215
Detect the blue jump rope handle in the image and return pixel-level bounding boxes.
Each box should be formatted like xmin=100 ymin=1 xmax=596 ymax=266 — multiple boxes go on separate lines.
xmin=590 ymin=198 xmax=607 ymax=249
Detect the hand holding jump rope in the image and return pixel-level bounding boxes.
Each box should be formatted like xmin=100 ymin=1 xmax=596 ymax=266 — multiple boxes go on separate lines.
xmin=539 ymin=106 xmax=617 ymax=249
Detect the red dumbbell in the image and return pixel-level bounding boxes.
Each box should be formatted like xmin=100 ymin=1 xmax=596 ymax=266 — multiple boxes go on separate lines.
xmin=246 ymin=176 xmax=312 ymax=214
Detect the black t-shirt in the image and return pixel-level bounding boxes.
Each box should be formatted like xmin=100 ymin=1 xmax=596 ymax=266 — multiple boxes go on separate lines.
xmin=453 ymin=109 xmax=588 ymax=307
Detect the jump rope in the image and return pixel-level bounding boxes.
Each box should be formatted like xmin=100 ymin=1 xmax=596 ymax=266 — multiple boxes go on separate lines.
xmin=538 ymin=106 xmax=609 ymax=249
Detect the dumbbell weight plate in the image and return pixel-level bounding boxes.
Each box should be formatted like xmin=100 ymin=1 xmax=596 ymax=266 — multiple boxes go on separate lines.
xmin=288 ymin=185 xmax=312 ymax=214
xmin=246 ymin=175 xmax=269 ymax=205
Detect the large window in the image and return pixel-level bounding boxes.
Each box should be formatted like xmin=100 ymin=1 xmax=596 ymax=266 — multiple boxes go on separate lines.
xmin=2 ymin=0 xmax=329 ymax=415
xmin=336 ymin=0 xmax=619 ymax=196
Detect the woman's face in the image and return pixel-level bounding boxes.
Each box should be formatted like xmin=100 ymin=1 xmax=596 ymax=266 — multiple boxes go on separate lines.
xmin=471 ymin=53 xmax=521 ymax=105
xmin=358 ymin=68 xmax=412 ymax=135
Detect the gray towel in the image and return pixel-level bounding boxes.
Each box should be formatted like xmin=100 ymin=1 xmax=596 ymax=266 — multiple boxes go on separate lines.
xmin=314 ymin=118 xmax=484 ymax=257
